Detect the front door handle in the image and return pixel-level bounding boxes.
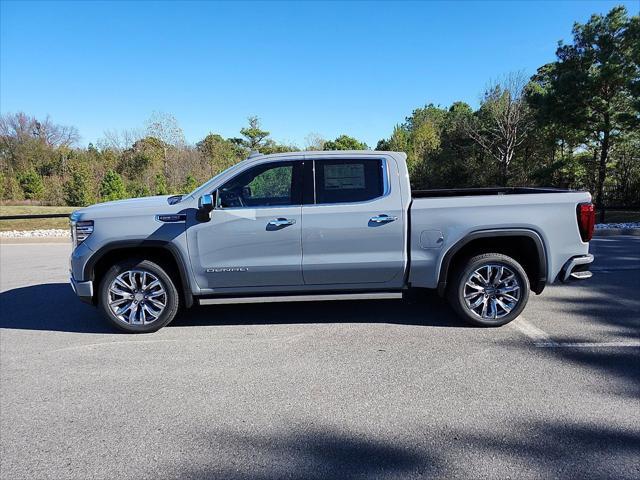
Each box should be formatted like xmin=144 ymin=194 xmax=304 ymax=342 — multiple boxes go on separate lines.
xmin=370 ymin=214 xmax=398 ymax=223
xmin=268 ymin=218 xmax=296 ymax=227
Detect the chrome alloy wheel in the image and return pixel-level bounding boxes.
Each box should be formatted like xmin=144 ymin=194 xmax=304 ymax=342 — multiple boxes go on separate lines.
xmin=463 ymin=264 xmax=521 ymax=320
xmin=107 ymin=270 xmax=167 ymax=325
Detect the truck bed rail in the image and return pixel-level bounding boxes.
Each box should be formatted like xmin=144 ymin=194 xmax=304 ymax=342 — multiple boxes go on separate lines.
xmin=412 ymin=187 xmax=573 ymax=198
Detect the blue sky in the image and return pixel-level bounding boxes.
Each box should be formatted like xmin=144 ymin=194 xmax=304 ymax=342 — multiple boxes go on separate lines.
xmin=1 ymin=1 xmax=637 ymax=148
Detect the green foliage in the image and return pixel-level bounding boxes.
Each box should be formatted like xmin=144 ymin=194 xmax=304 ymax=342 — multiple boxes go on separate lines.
xmin=0 ymin=173 xmax=23 ymax=201
xmin=259 ymin=140 xmax=297 ymax=155
xmin=99 ymin=170 xmax=127 ymax=201
xmin=154 ymin=173 xmax=169 ymax=195
xmin=323 ymin=135 xmax=368 ymax=151
xmin=182 ymin=174 xmax=199 ymax=193
xmin=248 ymin=166 xmax=292 ymax=198
xmin=240 ymin=116 xmax=270 ymax=151
xmin=529 ymin=5 xmax=639 ymax=213
xmin=42 ymin=176 xmax=65 ymax=205
xmin=378 ymin=104 xmax=478 ymax=189
xmin=17 ymin=169 xmax=44 ymax=199
xmin=64 ymin=167 xmax=92 ymax=206
xmin=119 ymin=137 xmax=166 ymax=178
xmin=196 ymin=133 xmax=245 ymax=175
xmin=127 ymin=181 xmax=151 ymax=198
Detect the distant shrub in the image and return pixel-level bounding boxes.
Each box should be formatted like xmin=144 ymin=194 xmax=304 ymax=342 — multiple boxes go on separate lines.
xmin=64 ymin=168 xmax=92 ymax=206
xmin=154 ymin=173 xmax=169 ymax=195
xmin=127 ymin=181 xmax=150 ymax=198
xmin=100 ymin=170 xmax=127 ymax=201
xmin=42 ymin=176 xmax=65 ymax=205
xmin=182 ymin=174 xmax=198 ymax=193
xmin=17 ymin=169 xmax=44 ymax=200
xmin=1 ymin=173 xmax=23 ymax=201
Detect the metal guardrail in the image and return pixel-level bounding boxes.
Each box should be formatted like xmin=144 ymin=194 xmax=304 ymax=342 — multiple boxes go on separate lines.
xmin=0 ymin=213 xmax=71 ymax=220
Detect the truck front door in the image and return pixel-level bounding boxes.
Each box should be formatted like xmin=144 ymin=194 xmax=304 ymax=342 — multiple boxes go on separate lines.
xmin=188 ymin=160 xmax=305 ymax=290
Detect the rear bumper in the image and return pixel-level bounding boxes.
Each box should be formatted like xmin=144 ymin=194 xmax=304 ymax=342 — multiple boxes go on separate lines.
xmin=560 ymin=254 xmax=594 ymax=282
xmin=70 ymin=275 xmax=94 ymax=304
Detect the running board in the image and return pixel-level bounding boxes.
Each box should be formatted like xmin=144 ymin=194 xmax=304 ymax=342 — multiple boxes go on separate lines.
xmin=570 ymin=270 xmax=593 ymax=280
xmin=197 ymin=292 xmax=403 ymax=306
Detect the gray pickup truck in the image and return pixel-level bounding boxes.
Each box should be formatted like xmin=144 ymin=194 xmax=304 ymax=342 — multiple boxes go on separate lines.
xmin=70 ymin=150 xmax=595 ymax=333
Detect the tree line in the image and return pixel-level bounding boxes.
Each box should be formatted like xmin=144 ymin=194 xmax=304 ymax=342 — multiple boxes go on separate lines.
xmin=1 ymin=6 xmax=638 ymax=221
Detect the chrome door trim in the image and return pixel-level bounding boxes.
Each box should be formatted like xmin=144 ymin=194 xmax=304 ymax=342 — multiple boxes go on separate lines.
xmin=268 ymin=218 xmax=296 ymax=227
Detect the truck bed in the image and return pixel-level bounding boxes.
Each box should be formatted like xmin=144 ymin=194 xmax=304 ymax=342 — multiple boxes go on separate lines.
xmin=407 ymin=188 xmax=591 ymax=290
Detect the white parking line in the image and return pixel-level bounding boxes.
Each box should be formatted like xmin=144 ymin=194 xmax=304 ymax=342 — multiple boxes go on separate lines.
xmin=510 ymin=317 xmax=557 ymax=347
xmin=510 ymin=317 xmax=640 ymax=348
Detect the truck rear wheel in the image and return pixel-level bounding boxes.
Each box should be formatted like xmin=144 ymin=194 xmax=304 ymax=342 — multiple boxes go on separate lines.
xmin=448 ymin=253 xmax=529 ymax=327
xmin=98 ymin=259 xmax=180 ymax=333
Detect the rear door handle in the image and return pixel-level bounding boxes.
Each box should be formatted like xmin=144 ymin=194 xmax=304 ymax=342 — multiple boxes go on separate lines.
xmin=370 ymin=214 xmax=397 ymax=223
xmin=268 ymin=218 xmax=296 ymax=227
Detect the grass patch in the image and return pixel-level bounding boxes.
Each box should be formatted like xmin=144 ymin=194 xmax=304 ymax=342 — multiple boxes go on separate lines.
xmin=0 ymin=205 xmax=74 ymax=232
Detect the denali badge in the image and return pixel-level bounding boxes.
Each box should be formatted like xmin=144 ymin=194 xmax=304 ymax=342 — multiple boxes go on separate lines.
xmin=206 ymin=267 xmax=249 ymax=273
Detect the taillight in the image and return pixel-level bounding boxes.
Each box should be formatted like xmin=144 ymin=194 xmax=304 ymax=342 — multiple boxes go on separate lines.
xmin=577 ymin=203 xmax=595 ymax=242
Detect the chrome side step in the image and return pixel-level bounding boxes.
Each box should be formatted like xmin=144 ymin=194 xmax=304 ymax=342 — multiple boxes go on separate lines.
xmin=198 ymin=292 xmax=403 ymax=306
xmin=570 ymin=270 xmax=593 ymax=280
xmin=561 ymin=254 xmax=595 ymax=282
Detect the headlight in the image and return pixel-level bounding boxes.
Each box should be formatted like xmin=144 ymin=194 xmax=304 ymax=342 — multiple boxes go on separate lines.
xmin=71 ymin=220 xmax=94 ymax=247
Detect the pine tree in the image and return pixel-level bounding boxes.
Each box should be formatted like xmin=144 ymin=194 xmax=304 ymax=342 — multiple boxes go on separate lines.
xmin=99 ymin=169 xmax=127 ymax=201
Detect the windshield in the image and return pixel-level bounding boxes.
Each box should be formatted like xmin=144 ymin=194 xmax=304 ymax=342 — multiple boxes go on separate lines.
xmin=185 ymin=161 xmax=248 ymax=200
xmin=186 ymin=170 xmax=226 ymax=199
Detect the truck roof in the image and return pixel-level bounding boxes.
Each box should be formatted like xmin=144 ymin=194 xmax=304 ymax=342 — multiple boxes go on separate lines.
xmin=248 ymin=150 xmax=407 ymax=161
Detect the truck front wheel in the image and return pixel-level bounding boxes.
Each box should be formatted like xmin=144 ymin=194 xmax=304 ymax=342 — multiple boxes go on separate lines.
xmin=448 ymin=253 xmax=530 ymax=327
xmin=98 ymin=259 xmax=180 ymax=333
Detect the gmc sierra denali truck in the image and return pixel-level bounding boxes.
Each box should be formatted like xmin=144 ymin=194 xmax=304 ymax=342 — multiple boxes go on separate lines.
xmin=69 ymin=150 xmax=595 ymax=333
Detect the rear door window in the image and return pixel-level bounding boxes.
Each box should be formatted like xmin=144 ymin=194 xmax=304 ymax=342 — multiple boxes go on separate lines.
xmin=314 ymin=159 xmax=384 ymax=204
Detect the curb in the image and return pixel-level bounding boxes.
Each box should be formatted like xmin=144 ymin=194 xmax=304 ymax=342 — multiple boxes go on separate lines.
xmin=593 ymin=228 xmax=640 ymax=237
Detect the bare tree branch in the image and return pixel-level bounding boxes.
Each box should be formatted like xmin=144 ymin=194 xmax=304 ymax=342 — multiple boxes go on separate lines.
xmin=466 ymin=72 xmax=535 ymax=185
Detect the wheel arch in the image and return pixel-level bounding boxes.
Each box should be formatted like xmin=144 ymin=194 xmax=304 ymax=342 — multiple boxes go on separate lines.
xmin=437 ymin=229 xmax=547 ymax=296
xmin=84 ymin=240 xmax=194 ymax=308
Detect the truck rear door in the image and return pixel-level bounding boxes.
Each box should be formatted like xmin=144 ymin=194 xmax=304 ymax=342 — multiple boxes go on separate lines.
xmin=301 ymin=157 xmax=405 ymax=286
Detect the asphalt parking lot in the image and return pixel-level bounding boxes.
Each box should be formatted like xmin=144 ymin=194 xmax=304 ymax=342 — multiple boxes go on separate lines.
xmin=1 ymin=237 xmax=639 ymax=479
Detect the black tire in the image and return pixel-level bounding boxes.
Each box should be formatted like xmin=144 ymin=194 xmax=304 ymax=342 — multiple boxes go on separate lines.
xmin=447 ymin=253 xmax=530 ymax=327
xmin=98 ymin=258 xmax=180 ymax=333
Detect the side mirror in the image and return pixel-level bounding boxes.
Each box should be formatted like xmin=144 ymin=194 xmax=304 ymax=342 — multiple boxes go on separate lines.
xmin=198 ymin=194 xmax=214 ymax=212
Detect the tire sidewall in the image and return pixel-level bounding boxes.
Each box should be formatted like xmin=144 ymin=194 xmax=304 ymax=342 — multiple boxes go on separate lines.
xmin=99 ymin=259 xmax=179 ymax=333
xmin=452 ymin=254 xmax=530 ymax=327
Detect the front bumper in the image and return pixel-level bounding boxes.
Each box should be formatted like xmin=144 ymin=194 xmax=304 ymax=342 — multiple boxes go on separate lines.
xmin=70 ymin=275 xmax=94 ymax=304
xmin=560 ymin=254 xmax=594 ymax=282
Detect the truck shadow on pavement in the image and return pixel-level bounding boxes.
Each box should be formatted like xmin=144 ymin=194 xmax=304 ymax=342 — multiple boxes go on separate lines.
xmin=0 ymin=283 xmax=466 ymax=333
xmin=0 ymin=283 xmax=115 ymax=333
xmin=174 ymin=291 xmax=467 ymax=329
xmin=175 ymin=421 xmax=640 ymax=479
xmin=504 ymin=241 xmax=640 ymax=400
